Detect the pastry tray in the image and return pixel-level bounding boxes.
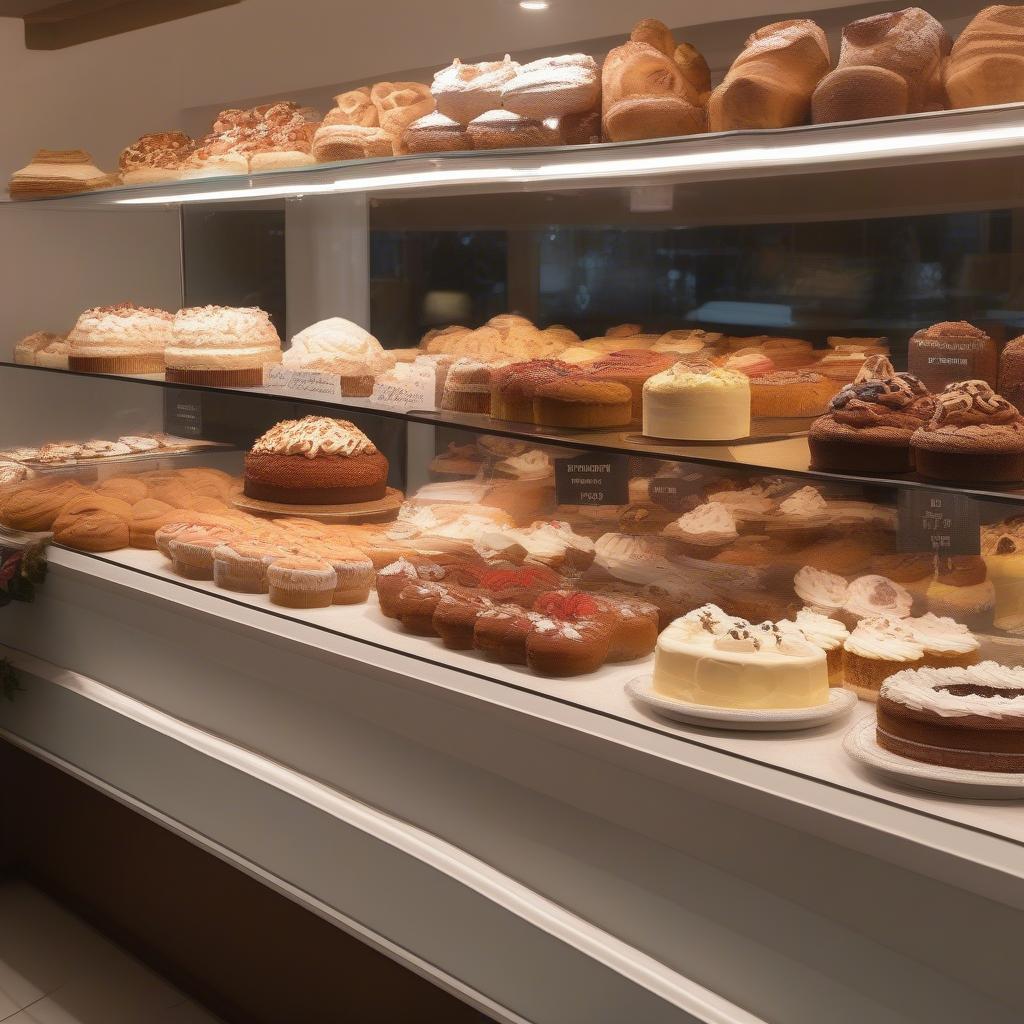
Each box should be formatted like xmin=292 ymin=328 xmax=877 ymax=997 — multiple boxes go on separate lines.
xmin=21 ymin=438 xmax=229 ymax=473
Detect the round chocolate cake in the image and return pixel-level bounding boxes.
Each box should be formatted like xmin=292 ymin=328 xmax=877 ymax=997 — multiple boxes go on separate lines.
xmin=877 ymin=662 xmax=1024 ymax=773
xmin=244 ymin=416 xmax=388 ymax=505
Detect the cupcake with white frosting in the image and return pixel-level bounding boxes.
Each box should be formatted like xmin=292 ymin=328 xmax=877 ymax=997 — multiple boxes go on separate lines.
xmin=843 ymin=616 xmax=924 ymax=702
xmin=905 ymin=613 xmax=980 ymax=671
xmin=778 ymin=608 xmax=849 ymax=686
xmin=841 ymin=574 xmax=913 ymax=628
xmin=794 ymin=566 xmax=849 ymax=616
xmin=663 ymin=502 xmax=739 ymax=558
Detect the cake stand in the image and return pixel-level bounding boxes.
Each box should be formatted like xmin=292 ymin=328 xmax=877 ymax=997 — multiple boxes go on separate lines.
xmin=844 ymin=717 xmax=1024 ymax=800
xmin=626 ymin=676 xmax=858 ymax=732
xmin=234 ymin=486 xmax=404 ymax=524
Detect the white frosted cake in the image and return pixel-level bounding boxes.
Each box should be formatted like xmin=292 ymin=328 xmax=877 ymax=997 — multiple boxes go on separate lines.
xmin=642 ymin=367 xmax=751 ymax=441
xmin=653 ymin=604 xmax=829 ymax=710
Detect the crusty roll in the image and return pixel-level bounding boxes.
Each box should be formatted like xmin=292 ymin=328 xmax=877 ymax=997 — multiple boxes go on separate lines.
xmin=432 ymin=55 xmax=520 ymax=125
xmin=501 ymin=54 xmax=600 ymax=120
xmin=812 ymin=8 xmax=950 ymax=124
xmin=466 ymin=109 xmax=563 ymax=150
xmin=371 ymin=81 xmax=436 ymax=152
xmin=944 ymin=5 xmax=1024 ymax=109
xmin=404 ymin=112 xmax=472 ymax=153
xmin=709 ymin=19 xmax=830 ymax=131
xmin=312 ymin=122 xmax=393 ymax=162
xmin=631 ymin=17 xmax=677 ymax=57
xmin=330 ymin=87 xmax=379 ymax=127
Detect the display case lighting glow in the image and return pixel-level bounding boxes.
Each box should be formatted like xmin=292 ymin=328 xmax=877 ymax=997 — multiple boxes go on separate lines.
xmin=520 ymin=1 xmax=550 ymax=9
xmin=114 ymin=120 xmax=1024 ymax=205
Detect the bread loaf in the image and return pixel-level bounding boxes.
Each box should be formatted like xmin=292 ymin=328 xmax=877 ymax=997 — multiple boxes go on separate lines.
xmin=944 ymin=5 xmax=1024 ymax=109
xmin=708 ymin=19 xmax=830 ymax=131
xmin=812 ymin=8 xmax=950 ymax=123
xmin=602 ymin=20 xmax=708 ymax=142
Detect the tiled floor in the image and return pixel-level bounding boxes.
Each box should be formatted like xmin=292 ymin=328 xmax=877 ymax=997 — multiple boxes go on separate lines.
xmin=0 ymin=879 xmax=223 ymax=1023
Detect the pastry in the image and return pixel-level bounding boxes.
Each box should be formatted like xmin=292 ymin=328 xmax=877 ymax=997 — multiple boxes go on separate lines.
xmin=189 ymin=102 xmax=318 ymax=174
xmin=843 ymin=616 xmax=925 ymax=701
xmin=268 ymin=557 xmax=337 ymax=609
xmin=602 ymin=20 xmax=708 ymax=142
xmin=66 ymin=303 xmax=172 ymax=375
xmin=374 ymin=555 xmax=469 ymax=617
xmin=312 ymin=119 xmax=393 ymax=162
xmin=316 ymin=545 xmax=375 ymax=604
xmin=466 ymin=109 xmax=562 ymax=150
xmin=868 ymin=553 xmax=933 ymax=613
xmin=764 ymin=485 xmax=829 ymax=544
xmin=525 ymin=593 xmax=614 ymax=677
xmin=119 ymin=131 xmax=195 ymax=184
xmin=501 ymin=54 xmax=600 ymax=119
xmin=432 ymin=589 xmax=495 ymax=649
xmin=9 ymin=149 xmax=111 ymax=199
xmin=722 ymin=351 xmax=776 ymax=378
xmin=814 ymin=349 xmax=873 ymax=384
xmin=797 ymin=535 xmax=882 ymax=576
xmin=907 ymin=321 xmax=998 ymax=392
xmin=808 ymin=360 xmax=934 ymax=474
xmin=664 ymin=502 xmax=738 ymax=558
xmin=585 ymin=350 xmax=677 ymax=424
xmin=999 ymin=334 xmax=1024 ymax=413
xmin=166 ymin=527 xmax=238 ymax=580
xmin=213 ymin=541 xmax=282 ymax=593
xmin=34 ymin=335 xmax=70 ymax=369
xmin=403 ymin=112 xmax=472 ymax=153
xmin=128 ymin=498 xmax=177 ymax=549
xmin=474 ymin=604 xmax=545 ymax=664
xmin=393 ymin=580 xmax=452 ymax=636
xmin=244 ymin=416 xmax=388 ymax=505
xmin=51 ymin=494 xmax=132 ymax=552
xmin=95 ymin=476 xmax=148 ymax=504
xmin=905 ymin=613 xmax=980 ymax=670
xmin=441 ymin=358 xmax=499 ymax=414
xmin=812 ymin=9 xmax=950 ymax=124
xmin=708 ymin=20 xmax=830 ymax=131
xmin=794 ymin=565 xmax=849 ymax=616
xmin=580 ymin=592 xmax=659 ymax=662
xmin=166 ymin=305 xmax=282 ymax=387
xmin=475 ymin=521 xmax=595 ymax=574
xmin=748 ymin=370 xmax=836 ymax=417
xmin=842 ymin=573 xmax=914 ymax=626
xmin=653 ymin=606 xmax=829 ymax=709
xmin=1 ymin=479 xmax=86 ymax=531
xmin=479 ymin=564 xmax=562 ymax=607
xmin=14 ymin=331 xmax=61 ymax=366
xmin=491 ymin=360 xmax=574 ymax=422
xmin=371 ymin=81 xmax=435 ymax=152
xmin=284 ymin=317 xmax=394 ymax=396
xmin=533 ymin=378 xmax=632 ymax=428
xmin=877 ymin=662 xmax=1024 ymax=772
xmin=432 ymin=56 xmax=521 ymax=125
xmin=642 ymin=366 xmax=751 ymax=441
xmin=778 ymin=608 xmax=849 ymax=685
xmin=944 ymin=6 xmax=1024 ymax=110
xmin=911 ymin=379 xmax=1024 ymax=482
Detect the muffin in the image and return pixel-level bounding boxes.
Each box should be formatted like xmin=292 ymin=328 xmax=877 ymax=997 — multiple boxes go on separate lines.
xmin=284 ymin=317 xmax=395 ymax=397
xmin=911 ymin=380 xmax=1024 ymax=482
xmin=67 ymin=303 xmax=172 ymax=375
xmin=268 ymin=557 xmax=337 ymax=609
xmin=166 ymin=305 xmax=283 ymax=387
xmin=809 ymin=359 xmax=934 ymax=474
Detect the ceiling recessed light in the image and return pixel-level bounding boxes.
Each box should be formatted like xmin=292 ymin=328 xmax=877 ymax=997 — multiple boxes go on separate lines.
xmin=519 ymin=1 xmax=549 ymax=10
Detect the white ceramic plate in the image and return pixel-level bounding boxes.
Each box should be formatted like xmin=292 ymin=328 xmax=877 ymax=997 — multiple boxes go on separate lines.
xmin=626 ymin=676 xmax=858 ymax=732
xmin=844 ymin=717 xmax=1024 ymax=800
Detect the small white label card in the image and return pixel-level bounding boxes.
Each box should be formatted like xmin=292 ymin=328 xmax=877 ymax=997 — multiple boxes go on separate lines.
xmin=263 ymin=365 xmax=342 ymax=400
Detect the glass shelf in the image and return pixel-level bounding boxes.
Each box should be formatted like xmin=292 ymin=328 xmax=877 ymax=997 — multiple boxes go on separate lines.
xmin=9 ymin=359 xmax=1024 ymax=508
xmin=3 ymin=104 xmax=1023 ymax=210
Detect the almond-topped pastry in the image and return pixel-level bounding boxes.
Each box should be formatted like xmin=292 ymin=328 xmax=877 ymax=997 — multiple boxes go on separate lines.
xmin=911 ymin=379 xmax=1024 ymax=482
xmin=809 ymin=358 xmax=933 ymax=474
xmin=9 ymin=149 xmax=112 ymax=199
xmin=67 ymin=302 xmax=172 ymax=375
xmin=244 ymin=416 xmax=389 ymax=506
xmin=119 ymin=131 xmax=195 ymax=184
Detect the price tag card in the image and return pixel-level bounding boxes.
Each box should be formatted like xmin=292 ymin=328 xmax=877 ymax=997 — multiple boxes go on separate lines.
xmin=263 ymin=365 xmax=342 ymax=400
xmin=163 ymin=389 xmax=203 ymax=438
xmin=365 ymin=365 xmax=437 ymax=412
xmin=898 ymin=489 xmax=979 ymax=555
xmin=555 ymin=452 xmax=629 ymax=507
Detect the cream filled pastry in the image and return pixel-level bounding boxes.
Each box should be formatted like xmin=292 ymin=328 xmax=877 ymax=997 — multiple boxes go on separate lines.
xmin=474 ymin=520 xmax=595 ymax=573
xmin=285 ymin=317 xmax=395 ymax=396
xmin=663 ymin=501 xmax=738 ymax=557
xmin=843 ymin=574 xmax=913 ymax=625
xmin=67 ymin=303 xmax=172 ymax=375
xmin=794 ymin=565 xmax=849 ymax=615
xmin=167 ymin=305 xmax=282 ymax=387
xmin=654 ymin=606 xmax=829 ymax=710
xmin=643 ymin=366 xmax=751 ymax=440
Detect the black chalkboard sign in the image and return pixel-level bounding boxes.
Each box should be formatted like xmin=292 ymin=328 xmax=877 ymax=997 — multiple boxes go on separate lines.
xmin=163 ymin=389 xmax=203 ymax=438
xmin=898 ymin=489 xmax=979 ymax=555
xmin=555 ymin=452 xmax=629 ymax=506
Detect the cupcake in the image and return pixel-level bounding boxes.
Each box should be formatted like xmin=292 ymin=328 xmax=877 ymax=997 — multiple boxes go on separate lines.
xmin=663 ymin=502 xmax=738 ymax=558
xmin=911 ymin=380 xmax=1024 ymax=483
xmin=905 ymin=613 xmax=980 ymax=670
xmin=166 ymin=305 xmax=283 ymax=387
xmin=841 ymin=573 xmax=913 ymax=628
xmin=317 ymin=545 xmax=375 ymax=604
xmin=284 ymin=318 xmax=395 ymax=397
xmin=809 ymin=359 xmax=934 ymax=474
xmin=67 ymin=303 xmax=172 ymax=375
xmin=793 ymin=565 xmax=849 ymax=617
xmin=213 ymin=542 xmax=283 ymax=593
xmin=778 ymin=608 xmax=849 ymax=686
xmin=843 ymin=616 xmax=925 ymax=702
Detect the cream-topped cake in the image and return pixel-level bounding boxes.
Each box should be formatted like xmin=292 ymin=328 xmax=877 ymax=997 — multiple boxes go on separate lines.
xmin=166 ymin=305 xmax=282 ymax=387
xmin=653 ymin=604 xmax=830 ymax=710
xmin=67 ymin=303 xmax=172 ymax=375
xmin=643 ymin=367 xmax=751 ymax=441
xmin=778 ymin=608 xmax=849 ymax=685
xmin=284 ymin=317 xmax=395 ymax=396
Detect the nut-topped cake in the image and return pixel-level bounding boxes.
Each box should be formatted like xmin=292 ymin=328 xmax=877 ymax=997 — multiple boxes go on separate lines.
xmin=243 ymin=416 xmax=389 ymax=505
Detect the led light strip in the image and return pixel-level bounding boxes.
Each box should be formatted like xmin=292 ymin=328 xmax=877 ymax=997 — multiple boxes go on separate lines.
xmin=114 ymin=120 xmax=1024 ymax=206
